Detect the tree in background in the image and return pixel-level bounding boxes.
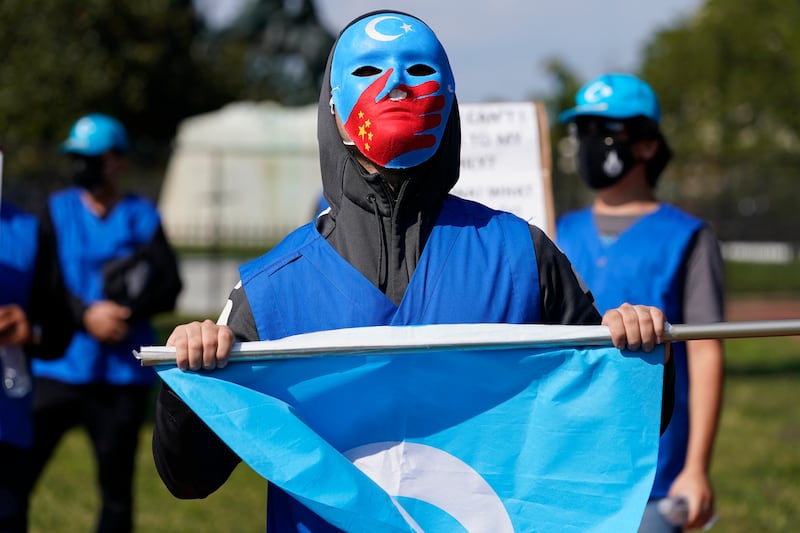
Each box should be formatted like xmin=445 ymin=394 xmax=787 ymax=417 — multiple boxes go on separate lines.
xmin=1 ymin=1 xmax=220 ymax=184
xmin=216 ymin=0 xmax=335 ymax=105
xmin=640 ymin=0 xmax=800 ymax=241
xmin=0 ymin=0 xmax=333 ymax=207
xmin=539 ymin=59 xmax=591 ymax=218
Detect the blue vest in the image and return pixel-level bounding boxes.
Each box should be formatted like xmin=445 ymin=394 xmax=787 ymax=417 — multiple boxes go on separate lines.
xmin=557 ymin=204 xmax=703 ymax=498
xmin=0 ymin=202 xmax=39 ymax=448
xmin=32 ymin=188 xmax=159 ymax=386
xmin=240 ymin=196 xmax=541 ymax=531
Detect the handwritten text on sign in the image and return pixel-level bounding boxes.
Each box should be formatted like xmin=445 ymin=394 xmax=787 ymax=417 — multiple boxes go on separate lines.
xmin=453 ymin=102 xmax=550 ymax=235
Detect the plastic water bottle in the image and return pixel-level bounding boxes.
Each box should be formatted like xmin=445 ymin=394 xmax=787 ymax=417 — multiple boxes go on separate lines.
xmin=657 ymin=496 xmax=689 ymax=526
xmin=658 ymin=496 xmax=718 ymax=530
xmin=0 ymin=345 xmax=32 ymax=398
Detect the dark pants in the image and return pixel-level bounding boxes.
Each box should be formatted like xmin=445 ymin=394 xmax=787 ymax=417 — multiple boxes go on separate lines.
xmin=0 ymin=443 xmax=30 ymax=533
xmin=29 ymin=379 xmax=151 ymax=533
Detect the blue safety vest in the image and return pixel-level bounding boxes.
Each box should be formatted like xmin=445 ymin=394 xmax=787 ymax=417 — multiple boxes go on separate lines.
xmin=32 ymin=187 xmax=159 ymax=385
xmin=0 ymin=202 xmax=39 ymax=447
xmin=557 ymin=203 xmax=703 ymax=498
xmin=240 ymin=195 xmax=541 ymax=531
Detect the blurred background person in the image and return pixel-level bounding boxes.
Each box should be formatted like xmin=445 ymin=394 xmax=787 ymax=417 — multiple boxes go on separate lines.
xmin=27 ymin=114 xmax=182 ymax=533
xmin=1 ymin=148 xmax=74 ymax=533
xmin=556 ymin=73 xmax=724 ymax=532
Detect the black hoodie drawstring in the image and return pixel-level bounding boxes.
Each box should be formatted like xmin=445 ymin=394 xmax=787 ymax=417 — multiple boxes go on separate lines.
xmin=366 ymin=193 xmax=387 ymax=289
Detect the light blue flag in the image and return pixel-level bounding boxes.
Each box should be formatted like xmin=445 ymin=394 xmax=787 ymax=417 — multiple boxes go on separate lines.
xmin=153 ymin=325 xmax=664 ymax=533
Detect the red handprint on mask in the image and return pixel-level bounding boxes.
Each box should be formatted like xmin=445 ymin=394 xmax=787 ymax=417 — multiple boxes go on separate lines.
xmin=344 ymin=69 xmax=446 ymax=167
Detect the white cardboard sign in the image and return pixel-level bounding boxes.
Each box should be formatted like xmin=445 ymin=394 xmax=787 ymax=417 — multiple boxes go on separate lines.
xmin=454 ymin=102 xmax=554 ymax=237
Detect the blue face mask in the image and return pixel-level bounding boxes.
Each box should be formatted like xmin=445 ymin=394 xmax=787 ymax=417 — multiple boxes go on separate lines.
xmin=330 ymin=13 xmax=455 ymax=169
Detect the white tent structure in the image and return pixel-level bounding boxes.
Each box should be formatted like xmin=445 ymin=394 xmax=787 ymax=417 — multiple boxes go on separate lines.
xmin=159 ymin=101 xmax=321 ymax=248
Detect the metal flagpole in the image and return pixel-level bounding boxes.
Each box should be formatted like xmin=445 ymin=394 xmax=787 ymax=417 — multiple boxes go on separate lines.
xmin=135 ymin=319 xmax=800 ymax=366
xmin=664 ymin=320 xmax=800 ymax=341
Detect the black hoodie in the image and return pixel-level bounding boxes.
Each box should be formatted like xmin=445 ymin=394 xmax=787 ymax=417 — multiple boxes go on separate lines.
xmin=313 ymin=12 xmax=462 ymax=306
xmin=153 ymin=9 xmax=673 ymax=505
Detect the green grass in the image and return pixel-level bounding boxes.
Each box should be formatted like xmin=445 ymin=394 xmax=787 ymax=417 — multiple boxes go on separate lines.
xmin=726 ymin=260 xmax=800 ymax=295
xmin=711 ymin=336 xmax=800 ymax=532
xmin=29 ymin=426 xmax=266 ymax=532
xmin=27 ymin=335 xmax=800 ymax=532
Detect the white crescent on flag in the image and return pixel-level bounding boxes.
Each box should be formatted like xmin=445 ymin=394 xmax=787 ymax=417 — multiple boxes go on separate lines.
xmin=346 ymin=441 xmax=515 ymax=533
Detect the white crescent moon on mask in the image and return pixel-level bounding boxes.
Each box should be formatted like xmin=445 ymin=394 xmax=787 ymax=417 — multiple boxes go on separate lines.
xmin=365 ymin=16 xmax=406 ymax=42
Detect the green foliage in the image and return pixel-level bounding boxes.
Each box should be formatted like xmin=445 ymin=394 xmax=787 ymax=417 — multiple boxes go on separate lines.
xmin=643 ymin=1 xmax=800 ymax=154
xmin=639 ymin=0 xmax=800 ymax=240
xmin=0 ymin=0 xmax=230 ymax=179
xmin=0 ymin=0 xmax=333 ymax=211
xmin=219 ymin=0 xmax=335 ymax=105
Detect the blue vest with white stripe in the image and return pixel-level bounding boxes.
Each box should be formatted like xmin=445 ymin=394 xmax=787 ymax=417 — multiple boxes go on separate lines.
xmin=557 ymin=203 xmax=703 ymax=498
xmin=0 ymin=202 xmax=39 ymax=448
xmin=240 ymin=195 xmax=541 ymax=531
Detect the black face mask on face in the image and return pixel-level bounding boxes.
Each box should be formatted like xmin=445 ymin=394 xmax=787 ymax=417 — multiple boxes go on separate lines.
xmin=71 ymin=156 xmax=106 ymax=192
xmin=577 ymin=134 xmax=636 ymax=190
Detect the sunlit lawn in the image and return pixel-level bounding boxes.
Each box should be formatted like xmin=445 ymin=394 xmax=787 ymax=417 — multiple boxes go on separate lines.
xmin=29 ymin=425 xmax=266 ymax=532
xmin=710 ymin=336 xmax=800 ymax=532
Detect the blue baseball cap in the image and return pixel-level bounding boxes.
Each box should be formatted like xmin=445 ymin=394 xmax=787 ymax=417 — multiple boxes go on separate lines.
xmin=61 ymin=113 xmax=129 ymax=156
xmin=558 ymin=73 xmax=661 ymax=124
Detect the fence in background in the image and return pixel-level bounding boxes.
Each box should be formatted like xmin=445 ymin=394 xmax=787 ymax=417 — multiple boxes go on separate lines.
xmin=720 ymin=241 xmax=799 ymax=264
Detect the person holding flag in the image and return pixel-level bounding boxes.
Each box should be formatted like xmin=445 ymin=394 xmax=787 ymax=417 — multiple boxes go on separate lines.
xmin=557 ymin=73 xmax=724 ymax=531
xmin=152 ymin=11 xmax=673 ymax=532
xmin=1 ymin=150 xmax=74 ymax=533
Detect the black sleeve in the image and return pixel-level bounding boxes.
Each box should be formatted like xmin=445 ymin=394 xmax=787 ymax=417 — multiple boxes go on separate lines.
xmin=225 ymin=285 xmax=259 ymax=342
xmin=530 ymin=226 xmax=602 ymax=325
xmin=661 ymin=353 xmax=675 ymax=435
xmin=151 ymin=285 xmax=256 ymax=499
xmin=529 ymin=225 xmax=674 ymax=434
xmin=123 ymin=224 xmax=183 ymax=322
xmin=152 ymin=383 xmax=242 ymax=499
xmin=26 ymin=209 xmax=76 ymax=359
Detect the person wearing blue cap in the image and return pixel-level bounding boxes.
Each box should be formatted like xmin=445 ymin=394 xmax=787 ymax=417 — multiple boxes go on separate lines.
xmin=27 ymin=113 xmax=182 ymax=533
xmin=557 ymin=73 xmax=724 ymax=532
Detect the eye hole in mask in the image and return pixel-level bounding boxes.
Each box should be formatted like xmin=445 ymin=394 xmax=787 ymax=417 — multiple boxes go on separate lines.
xmin=352 ymin=66 xmax=382 ymax=77
xmin=351 ymin=64 xmax=436 ymax=78
xmin=407 ymin=63 xmax=436 ymax=76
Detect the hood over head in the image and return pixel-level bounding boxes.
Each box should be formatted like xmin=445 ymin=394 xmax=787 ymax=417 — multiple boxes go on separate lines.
xmin=317 ymin=10 xmax=461 ymax=219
